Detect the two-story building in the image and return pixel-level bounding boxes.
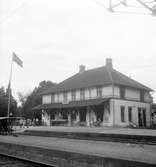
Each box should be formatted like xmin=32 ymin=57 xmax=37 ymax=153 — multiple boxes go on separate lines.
xmin=33 ymin=58 xmax=153 ymax=127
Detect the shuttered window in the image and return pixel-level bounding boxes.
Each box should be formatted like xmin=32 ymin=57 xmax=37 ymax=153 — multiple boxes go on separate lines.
xmin=121 ymin=106 xmax=125 ymax=122
xmin=71 ymin=90 xmax=76 ymax=101
xmin=120 ymin=87 xmax=125 ymax=99
xmin=128 ymin=107 xmax=132 ymax=122
xmin=97 ymin=87 xmax=102 ymax=98
xmin=63 ymin=92 xmax=68 ymax=103
xmin=80 ymin=89 xmax=85 ymax=100
xmin=51 ymin=94 xmax=55 ymax=103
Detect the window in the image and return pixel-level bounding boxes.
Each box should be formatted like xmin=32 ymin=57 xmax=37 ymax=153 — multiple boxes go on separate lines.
xmin=80 ymin=89 xmax=85 ymax=100
xmin=51 ymin=94 xmax=55 ymax=103
xmin=71 ymin=111 xmax=76 ymax=121
xmin=89 ymin=88 xmax=92 ymax=99
xmin=71 ymin=90 xmax=76 ymax=101
xmin=42 ymin=95 xmax=51 ymax=104
xmin=57 ymin=94 xmax=60 ymax=102
xmin=138 ymin=107 xmax=141 ymax=112
xmin=140 ymin=90 xmax=144 ymax=102
xmin=128 ymin=107 xmax=132 ymax=122
xmin=97 ymin=87 xmax=102 ymax=98
xmin=104 ymin=116 xmax=109 ymax=123
xmin=63 ymin=92 xmax=68 ymax=103
xmin=120 ymin=87 xmax=125 ymax=99
xmin=142 ymin=108 xmax=146 ymax=127
xmin=138 ymin=107 xmax=143 ymax=127
xmin=62 ymin=112 xmax=68 ymax=119
xmin=120 ymin=106 xmax=125 ymax=122
xmin=50 ymin=111 xmax=55 ymax=120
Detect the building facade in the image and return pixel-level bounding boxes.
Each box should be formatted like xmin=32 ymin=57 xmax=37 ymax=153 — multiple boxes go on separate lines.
xmin=33 ymin=58 xmax=153 ymax=127
xmin=151 ymin=103 xmax=156 ymax=126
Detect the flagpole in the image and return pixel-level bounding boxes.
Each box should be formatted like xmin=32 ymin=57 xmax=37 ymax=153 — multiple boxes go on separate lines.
xmin=7 ymin=52 xmax=23 ymax=118
xmin=7 ymin=56 xmax=13 ymax=118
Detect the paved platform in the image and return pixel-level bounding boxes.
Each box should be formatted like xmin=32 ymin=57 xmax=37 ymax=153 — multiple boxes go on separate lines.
xmin=22 ymin=126 xmax=156 ymax=136
xmin=0 ymin=134 xmax=156 ymax=165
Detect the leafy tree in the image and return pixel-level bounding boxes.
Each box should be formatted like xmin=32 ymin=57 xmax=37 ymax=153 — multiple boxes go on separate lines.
xmin=0 ymin=86 xmax=8 ymax=116
xmin=0 ymin=86 xmax=17 ymax=117
xmin=18 ymin=80 xmax=56 ymax=123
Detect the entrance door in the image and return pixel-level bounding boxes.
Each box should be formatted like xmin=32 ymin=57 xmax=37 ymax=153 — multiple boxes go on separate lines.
xmin=138 ymin=108 xmax=143 ymax=127
xmin=142 ymin=109 xmax=146 ymax=127
xmin=79 ymin=108 xmax=86 ymax=122
xmin=96 ymin=105 xmax=104 ymax=122
xmin=138 ymin=108 xmax=146 ymax=127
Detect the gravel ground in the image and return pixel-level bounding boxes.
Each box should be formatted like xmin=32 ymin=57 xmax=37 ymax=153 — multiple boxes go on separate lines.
xmin=0 ymin=135 xmax=156 ymax=165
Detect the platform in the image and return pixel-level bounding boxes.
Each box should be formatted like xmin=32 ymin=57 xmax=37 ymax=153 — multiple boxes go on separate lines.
xmin=19 ymin=126 xmax=156 ymax=145
xmin=0 ymin=134 xmax=156 ymax=165
xmin=21 ymin=126 xmax=156 ymax=136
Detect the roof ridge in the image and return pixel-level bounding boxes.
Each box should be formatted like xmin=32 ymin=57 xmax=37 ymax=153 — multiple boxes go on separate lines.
xmin=56 ymin=65 xmax=106 ymax=85
xmin=112 ymin=69 xmax=153 ymax=91
xmin=41 ymin=64 xmax=153 ymax=95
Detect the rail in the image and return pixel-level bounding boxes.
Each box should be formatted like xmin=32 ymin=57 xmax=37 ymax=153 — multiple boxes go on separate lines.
xmin=0 ymin=152 xmax=58 ymax=167
xmin=22 ymin=130 xmax=156 ymax=145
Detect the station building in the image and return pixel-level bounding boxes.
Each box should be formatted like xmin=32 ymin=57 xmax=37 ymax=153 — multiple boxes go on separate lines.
xmin=33 ymin=58 xmax=153 ymax=127
xmin=151 ymin=103 xmax=156 ymax=126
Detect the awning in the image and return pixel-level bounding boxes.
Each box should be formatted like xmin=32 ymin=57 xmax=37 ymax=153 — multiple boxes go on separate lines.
xmin=32 ymin=98 xmax=109 ymax=110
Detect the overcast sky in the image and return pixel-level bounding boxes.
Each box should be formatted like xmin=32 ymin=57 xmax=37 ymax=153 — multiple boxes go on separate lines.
xmin=0 ymin=0 xmax=156 ymax=102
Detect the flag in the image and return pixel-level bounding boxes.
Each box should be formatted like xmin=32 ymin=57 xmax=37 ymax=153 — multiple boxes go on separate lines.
xmin=12 ymin=52 xmax=23 ymax=67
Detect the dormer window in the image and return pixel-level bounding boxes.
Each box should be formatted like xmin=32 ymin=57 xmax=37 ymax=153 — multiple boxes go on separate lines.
xmin=97 ymin=86 xmax=102 ymax=98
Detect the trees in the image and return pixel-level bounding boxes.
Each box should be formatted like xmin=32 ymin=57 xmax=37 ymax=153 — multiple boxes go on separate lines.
xmin=0 ymin=87 xmax=7 ymax=117
xmin=0 ymin=86 xmax=17 ymax=117
xmin=18 ymin=80 xmax=56 ymax=123
xmin=0 ymin=80 xmax=55 ymax=121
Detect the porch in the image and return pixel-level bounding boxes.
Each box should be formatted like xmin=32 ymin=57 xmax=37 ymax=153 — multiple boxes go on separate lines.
xmin=38 ymin=98 xmax=112 ymax=127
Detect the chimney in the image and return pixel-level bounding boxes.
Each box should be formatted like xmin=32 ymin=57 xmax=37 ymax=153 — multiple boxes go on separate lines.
xmin=79 ymin=65 xmax=85 ymax=73
xmin=106 ymin=58 xmax=113 ymax=69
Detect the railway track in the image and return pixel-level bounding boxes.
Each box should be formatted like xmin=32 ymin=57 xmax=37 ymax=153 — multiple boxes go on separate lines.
xmin=0 ymin=152 xmax=58 ymax=167
xmin=22 ymin=130 xmax=156 ymax=145
xmin=0 ymin=138 xmax=155 ymax=167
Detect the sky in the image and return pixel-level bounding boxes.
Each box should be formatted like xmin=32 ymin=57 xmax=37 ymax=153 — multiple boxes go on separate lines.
xmin=0 ymin=0 xmax=156 ymax=103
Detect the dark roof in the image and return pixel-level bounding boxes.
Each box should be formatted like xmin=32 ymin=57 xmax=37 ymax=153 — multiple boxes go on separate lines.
xmin=36 ymin=82 xmax=57 ymax=96
xmin=152 ymin=103 xmax=156 ymax=109
xmin=32 ymin=98 xmax=108 ymax=110
xmin=42 ymin=66 xmax=152 ymax=95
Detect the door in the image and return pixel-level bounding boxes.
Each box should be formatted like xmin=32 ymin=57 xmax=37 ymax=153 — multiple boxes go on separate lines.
xmin=138 ymin=108 xmax=146 ymax=127
xmin=79 ymin=108 xmax=86 ymax=122
xmin=142 ymin=108 xmax=146 ymax=127
xmin=138 ymin=108 xmax=143 ymax=127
